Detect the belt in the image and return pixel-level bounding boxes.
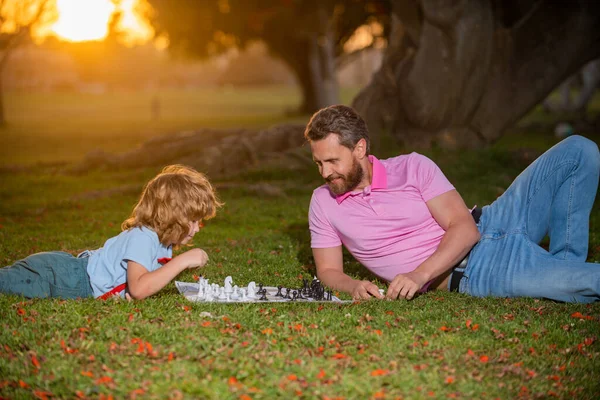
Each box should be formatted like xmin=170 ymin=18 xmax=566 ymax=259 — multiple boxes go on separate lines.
xmin=449 ymin=206 xmax=481 ymax=292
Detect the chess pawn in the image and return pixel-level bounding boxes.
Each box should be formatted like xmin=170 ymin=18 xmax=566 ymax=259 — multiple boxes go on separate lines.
xmin=240 ymin=288 xmax=247 ymax=301
xmin=218 ymin=287 xmax=227 ymax=300
xmin=197 ymin=286 xmax=205 ymax=301
xmin=247 ymin=282 xmax=256 ymax=299
xmin=204 ymin=291 xmax=214 ymax=302
xmin=231 ymin=287 xmax=240 ymax=300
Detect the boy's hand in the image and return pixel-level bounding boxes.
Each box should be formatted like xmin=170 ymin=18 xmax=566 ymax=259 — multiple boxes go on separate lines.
xmin=182 ymin=248 xmax=209 ymax=269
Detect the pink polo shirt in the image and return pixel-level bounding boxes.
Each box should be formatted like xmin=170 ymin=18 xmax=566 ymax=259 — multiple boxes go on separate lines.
xmin=308 ymin=153 xmax=455 ymax=283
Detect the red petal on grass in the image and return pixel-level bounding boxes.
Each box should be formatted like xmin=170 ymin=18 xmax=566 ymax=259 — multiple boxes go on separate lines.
xmin=81 ymin=371 xmax=94 ymax=377
xmin=239 ymin=395 xmax=252 ymax=400
xmin=479 ymin=355 xmax=489 ymax=363
xmin=445 ymin=376 xmax=455 ymax=384
xmin=571 ymin=312 xmax=594 ymax=320
xmin=95 ymin=376 xmax=113 ymax=385
xmin=19 ymin=380 xmax=29 ymax=388
xmin=136 ymin=343 xmax=145 ymax=354
xmin=128 ymin=313 xmax=134 ymax=322
xmin=241 ymin=341 xmax=249 ymax=347
xmin=373 ymin=391 xmax=385 ymax=398
xmin=472 ymin=324 xmax=479 ymax=331
xmin=261 ymin=328 xmax=273 ymax=335
xmin=373 ymin=330 xmax=382 ymax=335
xmin=168 ymin=352 xmax=174 ymax=361
xmin=33 ymin=390 xmax=53 ymax=400
xmin=31 ymin=354 xmax=40 ymax=368
xmin=584 ymin=337 xmax=595 ymax=346
xmin=201 ymin=321 xmax=212 ymax=327
xmin=293 ymin=359 xmax=302 ymax=365
xmin=192 ymin=275 xmax=200 ymax=281
xmin=466 ymin=349 xmax=475 ymax=357
xmin=130 ymin=338 xmax=141 ymax=344
xmin=17 ymin=308 xmax=26 ymax=316
xmin=440 ymin=326 xmax=451 ymax=332
xmin=293 ymin=324 xmax=303 ymax=331
xmin=466 ymin=319 xmax=472 ymax=329
xmin=287 ymin=374 xmax=298 ymax=381
xmin=331 ymin=353 xmax=347 ymax=359
xmin=370 ymin=369 xmax=389 ymax=376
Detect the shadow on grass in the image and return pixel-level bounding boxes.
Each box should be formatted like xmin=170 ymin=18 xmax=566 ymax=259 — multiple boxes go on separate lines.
xmin=283 ymin=222 xmax=384 ymax=284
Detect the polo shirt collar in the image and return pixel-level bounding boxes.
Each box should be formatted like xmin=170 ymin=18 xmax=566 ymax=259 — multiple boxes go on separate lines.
xmin=335 ymin=155 xmax=387 ymax=204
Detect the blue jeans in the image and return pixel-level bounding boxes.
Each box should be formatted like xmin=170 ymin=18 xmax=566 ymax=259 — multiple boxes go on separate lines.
xmin=0 ymin=251 xmax=93 ymax=299
xmin=459 ymin=135 xmax=600 ymax=303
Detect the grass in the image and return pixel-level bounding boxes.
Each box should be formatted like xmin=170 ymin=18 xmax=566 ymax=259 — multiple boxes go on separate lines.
xmin=0 ymin=87 xmax=599 ymax=399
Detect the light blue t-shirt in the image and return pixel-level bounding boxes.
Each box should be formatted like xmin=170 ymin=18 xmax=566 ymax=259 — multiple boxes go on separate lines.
xmin=86 ymin=226 xmax=173 ymax=298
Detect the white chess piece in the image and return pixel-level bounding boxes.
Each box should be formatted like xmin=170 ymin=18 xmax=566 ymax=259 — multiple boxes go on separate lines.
xmin=197 ymin=286 xmax=205 ymax=300
xmin=224 ymin=276 xmax=233 ymax=293
xmin=247 ymin=282 xmax=256 ymax=299
xmin=231 ymin=286 xmax=240 ymax=300
xmin=218 ymin=287 xmax=227 ymax=300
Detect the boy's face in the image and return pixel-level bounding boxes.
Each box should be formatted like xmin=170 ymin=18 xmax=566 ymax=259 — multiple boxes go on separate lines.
xmin=181 ymin=220 xmax=202 ymax=244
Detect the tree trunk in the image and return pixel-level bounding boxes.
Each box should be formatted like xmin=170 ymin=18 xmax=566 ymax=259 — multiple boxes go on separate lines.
xmin=353 ymin=0 xmax=600 ymax=149
xmin=263 ymin=2 xmax=340 ymax=115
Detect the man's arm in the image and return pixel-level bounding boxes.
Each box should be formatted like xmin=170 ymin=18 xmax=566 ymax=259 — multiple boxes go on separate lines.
xmin=386 ymin=189 xmax=480 ymax=300
xmin=313 ymin=246 xmax=384 ymax=300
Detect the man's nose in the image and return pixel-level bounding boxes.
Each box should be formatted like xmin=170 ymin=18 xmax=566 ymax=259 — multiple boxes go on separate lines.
xmin=321 ymin=165 xmax=331 ymax=178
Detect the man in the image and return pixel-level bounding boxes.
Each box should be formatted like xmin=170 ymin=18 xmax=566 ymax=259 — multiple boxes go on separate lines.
xmin=306 ymin=105 xmax=600 ymax=303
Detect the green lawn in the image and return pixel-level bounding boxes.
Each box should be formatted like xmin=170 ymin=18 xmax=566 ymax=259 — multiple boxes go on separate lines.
xmin=0 ymin=88 xmax=599 ymax=399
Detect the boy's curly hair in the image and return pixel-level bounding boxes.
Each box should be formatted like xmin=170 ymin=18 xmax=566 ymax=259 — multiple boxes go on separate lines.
xmin=122 ymin=165 xmax=223 ymax=246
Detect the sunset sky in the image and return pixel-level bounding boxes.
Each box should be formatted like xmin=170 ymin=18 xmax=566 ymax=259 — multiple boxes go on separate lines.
xmin=50 ymin=0 xmax=153 ymax=44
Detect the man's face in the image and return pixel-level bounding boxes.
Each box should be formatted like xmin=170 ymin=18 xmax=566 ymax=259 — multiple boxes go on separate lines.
xmin=310 ymin=134 xmax=365 ymax=195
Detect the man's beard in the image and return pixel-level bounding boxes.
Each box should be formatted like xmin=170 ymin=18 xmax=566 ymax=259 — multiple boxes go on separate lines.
xmin=326 ymin=158 xmax=364 ymax=195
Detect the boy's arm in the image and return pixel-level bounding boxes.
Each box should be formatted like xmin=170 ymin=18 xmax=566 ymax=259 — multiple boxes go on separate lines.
xmin=313 ymin=246 xmax=383 ymax=300
xmin=127 ymin=248 xmax=208 ymax=300
xmin=386 ymin=190 xmax=480 ymax=300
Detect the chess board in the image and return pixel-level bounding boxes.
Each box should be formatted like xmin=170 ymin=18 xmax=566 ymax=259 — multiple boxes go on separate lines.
xmin=175 ymin=280 xmax=349 ymax=303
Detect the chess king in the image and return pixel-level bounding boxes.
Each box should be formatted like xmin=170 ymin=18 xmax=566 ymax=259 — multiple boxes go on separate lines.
xmin=304 ymin=105 xmax=600 ymax=303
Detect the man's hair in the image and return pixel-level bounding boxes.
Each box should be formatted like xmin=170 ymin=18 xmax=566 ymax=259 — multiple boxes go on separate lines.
xmin=122 ymin=165 xmax=223 ymax=247
xmin=304 ymin=105 xmax=370 ymax=153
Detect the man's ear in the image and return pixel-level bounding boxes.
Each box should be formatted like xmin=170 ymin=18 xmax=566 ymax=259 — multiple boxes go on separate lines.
xmin=354 ymin=138 xmax=368 ymax=159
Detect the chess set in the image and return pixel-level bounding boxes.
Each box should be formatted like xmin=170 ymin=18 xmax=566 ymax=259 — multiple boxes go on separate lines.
xmin=175 ymin=276 xmax=348 ymax=303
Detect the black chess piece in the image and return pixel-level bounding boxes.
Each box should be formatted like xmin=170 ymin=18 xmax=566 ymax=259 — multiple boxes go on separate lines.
xmin=296 ymin=288 xmax=304 ymax=300
xmin=285 ymin=288 xmax=292 ymax=299
xmin=292 ymin=291 xmax=298 ymax=301
xmin=275 ymin=286 xmax=283 ymax=297
xmin=259 ymin=291 xmax=268 ymax=301
xmin=258 ymin=283 xmax=264 ymax=293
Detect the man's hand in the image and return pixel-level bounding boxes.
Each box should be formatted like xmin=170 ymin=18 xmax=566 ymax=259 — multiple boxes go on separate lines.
xmin=386 ymin=271 xmax=429 ymax=300
xmin=351 ymin=280 xmax=384 ymax=300
xmin=179 ymin=248 xmax=209 ymax=269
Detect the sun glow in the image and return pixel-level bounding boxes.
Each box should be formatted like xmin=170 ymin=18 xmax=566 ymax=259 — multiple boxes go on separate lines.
xmin=50 ymin=0 xmax=153 ymax=43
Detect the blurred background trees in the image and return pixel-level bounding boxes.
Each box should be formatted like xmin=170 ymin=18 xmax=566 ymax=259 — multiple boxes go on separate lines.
xmin=1 ymin=0 xmax=599 ymax=149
